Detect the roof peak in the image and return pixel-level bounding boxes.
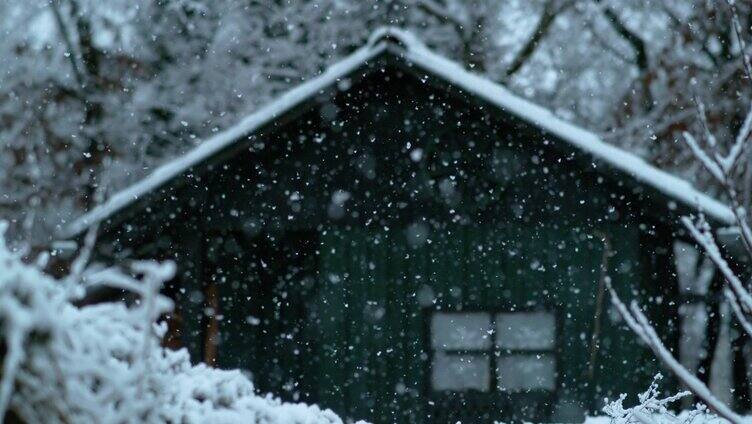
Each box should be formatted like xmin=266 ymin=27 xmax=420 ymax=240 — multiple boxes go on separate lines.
xmin=367 ymin=27 xmax=425 ymax=52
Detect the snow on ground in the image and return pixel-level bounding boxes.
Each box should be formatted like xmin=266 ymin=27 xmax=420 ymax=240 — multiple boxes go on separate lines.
xmin=62 ymin=28 xmax=734 ymax=238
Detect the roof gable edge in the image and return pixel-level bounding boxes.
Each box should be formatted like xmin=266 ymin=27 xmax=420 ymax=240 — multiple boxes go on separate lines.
xmin=393 ymin=34 xmax=734 ymax=225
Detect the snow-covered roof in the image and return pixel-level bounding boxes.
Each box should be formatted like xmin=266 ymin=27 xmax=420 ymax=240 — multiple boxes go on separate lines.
xmin=62 ymin=27 xmax=735 ymax=238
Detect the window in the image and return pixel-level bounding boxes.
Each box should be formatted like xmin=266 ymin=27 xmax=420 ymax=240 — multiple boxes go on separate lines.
xmin=496 ymin=312 xmax=556 ymax=392
xmin=430 ymin=311 xmax=556 ymax=393
xmin=430 ymin=312 xmax=492 ymax=392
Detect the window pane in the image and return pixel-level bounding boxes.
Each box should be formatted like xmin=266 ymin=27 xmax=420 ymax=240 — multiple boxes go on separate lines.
xmin=431 ymin=352 xmax=491 ymax=392
xmin=495 ymin=311 xmax=555 ymax=350
xmin=497 ymin=354 xmax=556 ymax=392
xmin=431 ymin=312 xmax=492 ymax=350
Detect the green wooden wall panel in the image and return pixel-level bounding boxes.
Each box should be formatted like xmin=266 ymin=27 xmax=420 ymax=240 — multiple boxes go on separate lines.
xmin=185 ymin=220 xmax=671 ymax=423
xmin=311 ymin=222 xmax=666 ymax=423
xmin=315 ymin=231 xmax=349 ymax=413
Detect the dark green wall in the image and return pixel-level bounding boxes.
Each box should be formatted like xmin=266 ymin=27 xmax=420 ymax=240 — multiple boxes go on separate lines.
xmin=96 ymin=64 xmax=680 ymax=423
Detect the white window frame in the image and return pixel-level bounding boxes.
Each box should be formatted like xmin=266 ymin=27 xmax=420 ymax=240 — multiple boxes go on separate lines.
xmin=429 ymin=309 xmax=557 ymax=394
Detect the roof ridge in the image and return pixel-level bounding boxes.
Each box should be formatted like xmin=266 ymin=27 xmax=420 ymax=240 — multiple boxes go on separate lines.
xmin=367 ymin=27 xmax=424 ymax=51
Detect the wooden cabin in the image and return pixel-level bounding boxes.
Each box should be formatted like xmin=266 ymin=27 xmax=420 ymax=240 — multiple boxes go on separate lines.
xmin=63 ymin=28 xmax=735 ymax=423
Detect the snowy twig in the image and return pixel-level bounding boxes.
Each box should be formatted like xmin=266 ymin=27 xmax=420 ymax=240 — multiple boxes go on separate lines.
xmin=65 ymin=222 xmax=99 ymax=300
xmin=0 ymin=319 xmax=25 ymax=420
xmin=728 ymin=0 xmax=752 ymax=84
xmin=682 ymin=215 xmax=752 ymax=317
xmin=682 ymin=132 xmax=724 ymax=183
xmin=631 ymin=4 xmax=752 ymax=417
xmin=130 ymin=260 xmax=176 ymax=397
xmin=725 ymin=287 xmax=752 ymax=338
xmin=602 ymin=374 xmax=699 ymax=424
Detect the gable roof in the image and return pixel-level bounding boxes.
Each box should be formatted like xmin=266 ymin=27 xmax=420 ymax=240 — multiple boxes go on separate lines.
xmin=61 ymin=27 xmax=735 ymax=238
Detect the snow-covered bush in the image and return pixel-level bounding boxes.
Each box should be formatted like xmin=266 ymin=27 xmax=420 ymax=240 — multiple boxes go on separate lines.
xmin=598 ymin=374 xmax=723 ymax=424
xmin=0 ymin=223 xmax=348 ymax=424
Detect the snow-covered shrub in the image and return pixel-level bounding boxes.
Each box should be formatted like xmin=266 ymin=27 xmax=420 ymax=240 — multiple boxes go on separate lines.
xmin=600 ymin=374 xmax=721 ymax=424
xmin=0 ymin=223 xmax=348 ymax=424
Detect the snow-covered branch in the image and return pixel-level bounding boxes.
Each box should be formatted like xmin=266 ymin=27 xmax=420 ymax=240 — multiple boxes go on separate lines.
xmin=682 ymin=132 xmax=725 ymax=183
xmin=682 ymin=216 xmax=752 ymax=320
xmin=724 ymin=287 xmax=752 ymax=338
xmin=410 ymin=0 xmax=467 ymax=30
xmin=605 ymin=281 xmax=743 ymax=423
xmin=602 ymin=374 xmax=701 ymax=424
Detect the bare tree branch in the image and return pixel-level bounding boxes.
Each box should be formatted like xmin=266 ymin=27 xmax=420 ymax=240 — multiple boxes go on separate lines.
xmin=49 ymin=0 xmax=87 ymax=89
xmin=595 ymin=2 xmax=653 ymax=110
xmin=729 ymin=0 xmax=752 ymax=83
xmin=505 ymin=0 xmax=571 ymax=77
xmin=587 ymin=232 xmax=611 ymax=379
xmin=599 ymin=6 xmax=648 ymax=71
xmin=412 ymin=0 xmax=466 ymax=32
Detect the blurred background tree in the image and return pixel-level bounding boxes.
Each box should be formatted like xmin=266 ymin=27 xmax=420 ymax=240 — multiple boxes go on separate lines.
xmin=1 ymin=0 xmax=750 ymax=247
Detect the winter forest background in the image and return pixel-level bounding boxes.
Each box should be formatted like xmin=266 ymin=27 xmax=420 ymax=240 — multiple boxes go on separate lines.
xmin=4 ymin=0 xmax=752 ymax=423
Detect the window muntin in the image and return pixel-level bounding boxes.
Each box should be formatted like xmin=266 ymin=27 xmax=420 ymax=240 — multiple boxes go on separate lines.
xmin=429 ymin=310 xmax=556 ymax=393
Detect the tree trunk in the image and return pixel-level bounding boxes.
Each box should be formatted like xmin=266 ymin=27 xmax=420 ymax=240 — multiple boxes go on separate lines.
xmin=733 ymin=331 xmax=751 ymax=412
xmin=698 ymin=272 xmax=724 ymax=386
